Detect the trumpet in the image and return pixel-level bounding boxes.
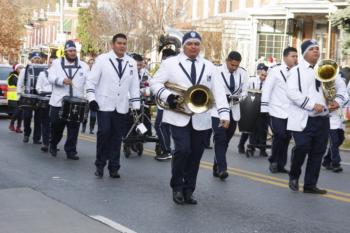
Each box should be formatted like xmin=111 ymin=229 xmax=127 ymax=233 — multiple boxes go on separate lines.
xmin=314 ymin=59 xmax=339 ymax=104
xmin=156 ymin=82 xmax=214 ymax=116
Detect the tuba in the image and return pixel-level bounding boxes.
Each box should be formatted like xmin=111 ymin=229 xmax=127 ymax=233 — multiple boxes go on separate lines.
xmin=156 ymin=82 xmax=214 ymax=116
xmin=314 ymin=59 xmax=339 ymax=104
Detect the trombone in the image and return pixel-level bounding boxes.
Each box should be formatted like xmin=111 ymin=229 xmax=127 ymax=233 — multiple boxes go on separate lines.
xmin=156 ymin=82 xmax=214 ymax=116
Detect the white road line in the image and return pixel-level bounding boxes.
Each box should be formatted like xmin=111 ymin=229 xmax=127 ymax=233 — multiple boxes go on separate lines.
xmin=90 ymin=215 xmax=137 ymax=233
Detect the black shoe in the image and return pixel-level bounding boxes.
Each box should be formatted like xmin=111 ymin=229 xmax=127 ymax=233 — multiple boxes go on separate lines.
xmin=260 ymin=151 xmax=268 ymax=157
xmin=155 ymin=153 xmax=172 ymax=161
xmin=218 ymin=170 xmax=229 ymax=180
xmin=332 ymin=165 xmax=343 ymax=173
xmin=277 ymin=167 xmax=289 ymax=174
xmin=89 ymin=130 xmax=94 ymax=134
xmin=23 ymin=136 xmax=29 ymax=143
xmin=172 ymin=191 xmax=184 ymax=205
xmin=33 ymin=140 xmax=42 ymax=145
xmin=246 ymin=149 xmax=254 ymax=158
xmin=109 ymin=171 xmax=120 ymax=178
xmin=41 ymin=145 xmax=48 ymax=152
xmin=95 ymin=168 xmax=103 ymax=178
xmin=289 ymin=179 xmax=299 ymax=191
xmin=184 ymin=193 xmax=198 ymax=205
xmin=322 ymin=161 xmax=332 ymax=170
xmin=303 ymin=187 xmax=327 ymax=194
xmin=269 ymin=162 xmax=278 ymax=173
xmin=67 ymin=154 xmax=79 ymax=160
xmin=49 ymin=146 xmax=57 ymax=157
xmin=205 ymin=145 xmax=213 ymax=149
xmin=238 ymin=145 xmax=245 ymax=154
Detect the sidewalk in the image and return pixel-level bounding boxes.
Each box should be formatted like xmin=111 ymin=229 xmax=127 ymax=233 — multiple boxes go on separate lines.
xmin=0 ymin=187 xmax=121 ymax=233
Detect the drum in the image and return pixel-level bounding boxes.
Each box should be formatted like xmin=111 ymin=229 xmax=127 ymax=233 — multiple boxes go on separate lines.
xmin=36 ymin=96 xmax=50 ymax=109
xmin=238 ymin=89 xmax=262 ymax=133
xmin=19 ymin=94 xmax=38 ymax=109
xmin=59 ymin=96 xmax=88 ymax=123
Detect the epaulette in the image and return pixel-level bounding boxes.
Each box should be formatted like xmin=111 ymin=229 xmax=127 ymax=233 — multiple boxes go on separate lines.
xmin=239 ymin=66 xmax=246 ymax=71
xmin=269 ymin=63 xmax=281 ymax=69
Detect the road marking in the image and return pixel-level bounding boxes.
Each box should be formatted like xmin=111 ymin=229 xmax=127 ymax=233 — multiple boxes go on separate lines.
xmin=90 ymin=215 xmax=137 ymax=233
xmin=77 ymin=134 xmax=350 ymax=203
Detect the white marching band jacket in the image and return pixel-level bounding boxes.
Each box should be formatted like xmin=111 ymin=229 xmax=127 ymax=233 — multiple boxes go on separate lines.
xmin=329 ymin=76 xmax=349 ymax=130
xmin=86 ymin=51 xmax=140 ymax=113
xmin=211 ymin=64 xmax=248 ymax=121
xmin=248 ymin=76 xmax=264 ymax=90
xmin=36 ymin=70 xmax=53 ymax=94
xmin=286 ymin=58 xmax=348 ymax=132
xmin=48 ymin=57 xmax=89 ymax=107
xmin=261 ymin=63 xmax=291 ymax=119
xmin=150 ymin=53 xmax=230 ymax=131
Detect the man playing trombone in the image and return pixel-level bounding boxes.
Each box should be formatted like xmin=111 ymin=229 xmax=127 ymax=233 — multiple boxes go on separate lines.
xmin=211 ymin=51 xmax=248 ymax=180
xmin=150 ymin=31 xmax=230 ymax=205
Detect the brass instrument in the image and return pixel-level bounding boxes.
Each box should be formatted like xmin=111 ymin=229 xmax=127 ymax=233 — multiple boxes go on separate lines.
xmin=156 ymin=82 xmax=214 ymax=116
xmin=314 ymin=59 xmax=339 ymax=104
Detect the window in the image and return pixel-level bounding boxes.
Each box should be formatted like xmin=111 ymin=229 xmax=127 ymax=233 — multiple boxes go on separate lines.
xmin=258 ymin=33 xmax=290 ymax=63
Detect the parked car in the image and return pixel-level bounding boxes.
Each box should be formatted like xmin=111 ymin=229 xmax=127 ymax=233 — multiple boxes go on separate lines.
xmin=0 ymin=64 xmax=13 ymax=114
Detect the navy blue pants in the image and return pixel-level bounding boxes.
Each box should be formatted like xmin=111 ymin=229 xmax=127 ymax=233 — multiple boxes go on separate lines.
xmin=170 ymin=121 xmax=208 ymax=194
xmin=212 ymin=115 xmax=236 ymax=172
xmin=323 ymin=129 xmax=344 ymax=167
xmin=50 ymin=106 xmax=80 ymax=155
xmin=269 ymin=116 xmax=291 ymax=169
xmin=290 ymin=116 xmax=330 ymax=188
xmin=82 ymin=110 xmax=97 ymax=131
xmin=154 ymin=109 xmax=171 ymax=153
xmin=95 ymin=111 xmax=128 ymax=171
xmin=204 ymin=129 xmax=212 ymax=148
xmin=38 ymin=107 xmax=50 ymax=146
xmin=23 ymin=108 xmax=41 ymax=141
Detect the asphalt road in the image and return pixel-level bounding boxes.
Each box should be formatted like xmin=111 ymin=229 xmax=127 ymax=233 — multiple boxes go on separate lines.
xmin=0 ymin=116 xmax=350 ymax=233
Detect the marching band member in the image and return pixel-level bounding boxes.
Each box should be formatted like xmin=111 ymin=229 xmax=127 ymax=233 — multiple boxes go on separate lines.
xmin=133 ymin=53 xmax=152 ymax=135
xmin=150 ymin=31 xmax=230 ymax=205
xmin=35 ymin=56 xmax=54 ymax=152
xmin=81 ymin=58 xmax=97 ymax=134
xmin=7 ymin=64 xmax=24 ymax=133
xmin=238 ymin=63 xmax=266 ymax=153
xmin=287 ymin=39 xmax=347 ymax=194
xmin=154 ymin=48 xmax=176 ymax=161
xmin=86 ymin=33 xmax=140 ymax=178
xmin=245 ymin=65 xmax=269 ymax=157
xmin=322 ymin=76 xmax=349 ymax=173
xmin=261 ymin=47 xmax=298 ymax=173
xmin=211 ymin=51 xmax=248 ymax=180
xmin=17 ymin=52 xmax=43 ymax=144
xmin=48 ymin=40 xmax=89 ymax=160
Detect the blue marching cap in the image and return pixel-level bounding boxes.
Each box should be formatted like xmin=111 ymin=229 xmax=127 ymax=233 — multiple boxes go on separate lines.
xmin=301 ymin=39 xmax=319 ymax=56
xmin=182 ymin=31 xmax=202 ymax=45
xmin=257 ymin=63 xmax=267 ymax=70
xmin=29 ymin=51 xmax=42 ymax=59
xmin=64 ymin=40 xmax=76 ymax=51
